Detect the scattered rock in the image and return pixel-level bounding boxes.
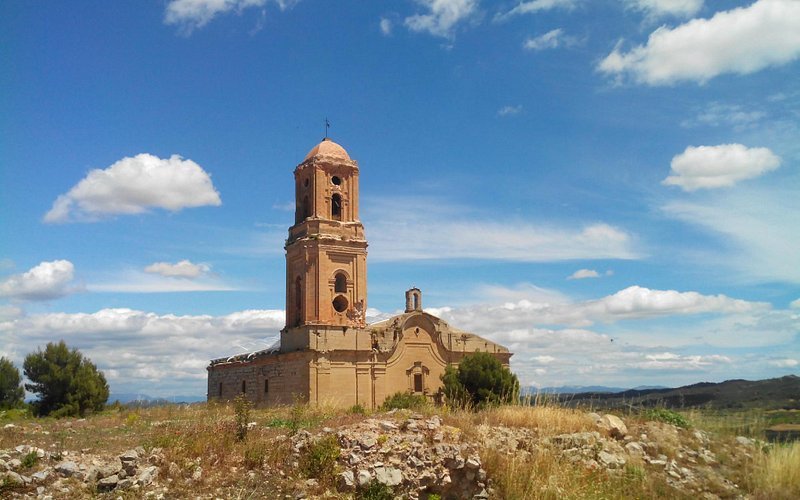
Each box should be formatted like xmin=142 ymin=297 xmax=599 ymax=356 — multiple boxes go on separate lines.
xmin=373 ymin=466 xmax=402 ymax=486
xmin=601 ymin=414 xmax=628 ymax=439
xmin=55 ymin=461 xmax=81 ymax=477
xmin=337 ymin=470 xmax=355 ymax=491
xmin=98 ymin=473 xmax=119 ymax=491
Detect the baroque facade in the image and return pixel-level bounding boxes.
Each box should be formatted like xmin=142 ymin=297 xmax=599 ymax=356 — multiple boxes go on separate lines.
xmin=207 ymin=139 xmax=511 ymax=408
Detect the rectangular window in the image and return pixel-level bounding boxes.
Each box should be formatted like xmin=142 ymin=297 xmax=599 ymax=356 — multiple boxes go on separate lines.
xmin=242 ymin=380 xmax=246 ymax=394
xmin=414 ymin=373 xmax=423 ymax=393
xmin=218 ymin=382 xmax=222 ymax=397
xmin=264 ymin=379 xmax=269 ymax=393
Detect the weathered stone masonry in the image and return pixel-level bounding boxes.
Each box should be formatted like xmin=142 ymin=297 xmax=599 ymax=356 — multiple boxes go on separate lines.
xmin=208 ymin=139 xmax=512 ymax=408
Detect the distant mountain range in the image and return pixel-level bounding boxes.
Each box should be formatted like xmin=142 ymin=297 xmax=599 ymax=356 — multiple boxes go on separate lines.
xmin=525 ymin=385 xmax=668 ymax=395
xmin=549 ymin=375 xmax=800 ymax=410
xmin=109 ymin=393 xmax=205 ymax=404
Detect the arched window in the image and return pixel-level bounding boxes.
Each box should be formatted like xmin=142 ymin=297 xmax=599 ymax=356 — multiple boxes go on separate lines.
xmin=412 ymin=293 xmax=419 ymax=311
xmin=331 ymin=193 xmax=342 ymax=220
xmin=302 ymin=195 xmax=310 ymax=220
xmin=334 ymin=273 xmax=347 ymax=293
xmin=295 ymin=276 xmax=302 ymax=326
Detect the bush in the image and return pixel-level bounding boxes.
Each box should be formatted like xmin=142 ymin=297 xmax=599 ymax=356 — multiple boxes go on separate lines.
xmin=643 ymin=408 xmax=690 ymax=429
xmin=0 ymin=357 xmax=24 ymax=409
xmin=23 ymin=341 xmax=109 ymax=417
xmin=356 ymin=480 xmax=394 ymax=500
xmin=233 ymin=394 xmax=252 ymax=441
xmin=299 ymin=434 xmax=340 ymax=480
xmin=381 ymin=391 xmax=428 ymax=411
xmin=442 ymin=352 xmax=519 ymax=409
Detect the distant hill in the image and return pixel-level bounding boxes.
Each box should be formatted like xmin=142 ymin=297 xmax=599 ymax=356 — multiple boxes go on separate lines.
xmin=109 ymin=393 xmax=205 ymax=405
xmin=557 ymin=375 xmax=800 ymax=410
xmin=526 ymin=385 xmax=668 ymax=395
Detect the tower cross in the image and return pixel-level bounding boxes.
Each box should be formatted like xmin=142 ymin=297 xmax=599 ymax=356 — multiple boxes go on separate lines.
xmin=324 ymin=117 xmax=330 ymax=138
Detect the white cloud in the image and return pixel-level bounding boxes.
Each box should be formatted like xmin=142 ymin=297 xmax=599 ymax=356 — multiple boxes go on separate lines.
xmin=497 ymin=105 xmax=522 ymax=116
xmin=164 ymin=0 xmax=296 ymax=34
xmin=624 ymin=0 xmax=703 ymax=19
xmin=791 ymin=298 xmax=800 ymax=309
xmin=681 ymin=102 xmax=767 ymax=130
xmin=769 ymin=358 xmax=798 ymax=368
xmin=663 ymin=183 xmax=800 ymax=283
xmin=662 ymin=144 xmax=781 ymax=191
xmin=380 ymin=17 xmax=393 ymax=36
xmin=365 ymin=197 xmax=639 ymax=262
xmin=87 ymin=270 xmax=237 ymax=294
xmin=497 ymin=0 xmax=579 ymax=21
xmin=568 ymin=269 xmax=600 ymax=280
xmin=0 ymin=308 xmax=284 ymax=397
xmin=523 ymin=28 xmax=576 ymax=51
xmin=599 ymin=0 xmax=800 ymax=85
xmin=404 ymin=0 xmax=478 ymax=38
xmin=0 ymin=260 xmax=79 ymax=301
xmin=44 ymin=154 xmax=221 ymax=223
xmin=144 ymin=260 xmax=210 ymax=279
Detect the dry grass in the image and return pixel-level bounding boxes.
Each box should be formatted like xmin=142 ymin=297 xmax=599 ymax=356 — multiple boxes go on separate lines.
xmin=753 ymin=441 xmax=800 ymax=499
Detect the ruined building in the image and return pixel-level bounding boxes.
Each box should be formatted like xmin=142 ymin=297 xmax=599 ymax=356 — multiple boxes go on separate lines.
xmin=207 ymin=139 xmax=512 ymax=408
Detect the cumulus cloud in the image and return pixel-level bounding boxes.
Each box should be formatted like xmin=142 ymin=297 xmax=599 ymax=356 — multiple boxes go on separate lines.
xmin=624 ymin=0 xmax=703 ymax=19
xmin=497 ymin=0 xmax=579 ymax=21
xmin=44 ymin=154 xmax=221 ymax=223
xmin=662 ymin=144 xmax=781 ymax=191
xmin=791 ymin=298 xmax=800 ymax=309
xmin=365 ymin=197 xmax=639 ymax=262
xmin=497 ymin=105 xmax=522 ymax=116
xmin=598 ymin=0 xmax=800 ymax=85
xmin=404 ymin=0 xmax=478 ymax=38
xmin=568 ymin=269 xmax=600 ymax=280
xmin=523 ymin=28 xmax=577 ymax=51
xmin=144 ymin=260 xmax=211 ymax=279
xmin=0 ymin=308 xmax=285 ymax=397
xmin=164 ymin=0 xmax=297 ymax=34
xmin=0 ymin=260 xmax=79 ymax=301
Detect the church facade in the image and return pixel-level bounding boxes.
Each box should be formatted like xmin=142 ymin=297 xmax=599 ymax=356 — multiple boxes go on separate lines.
xmin=207 ymin=139 xmax=511 ymax=408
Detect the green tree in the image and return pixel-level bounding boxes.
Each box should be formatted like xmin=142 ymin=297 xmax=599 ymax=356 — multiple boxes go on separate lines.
xmin=0 ymin=356 xmax=25 ymax=409
xmin=23 ymin=341 xmax=109 ymax=417
xmin=442 ymin=352 xmax=519 ymax=409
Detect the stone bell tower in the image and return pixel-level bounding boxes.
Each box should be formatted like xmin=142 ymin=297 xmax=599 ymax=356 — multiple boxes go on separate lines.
xmin=284 ymin=138 xmax=368 ymax=332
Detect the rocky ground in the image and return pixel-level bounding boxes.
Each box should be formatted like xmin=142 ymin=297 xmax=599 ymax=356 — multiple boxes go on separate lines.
xmin=0 ymin=407 xmax=776 ymax=499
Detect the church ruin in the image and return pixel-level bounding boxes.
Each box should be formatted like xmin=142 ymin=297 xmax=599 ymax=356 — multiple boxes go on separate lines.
xmin=207 ymin=139 xmax=512 ymax=408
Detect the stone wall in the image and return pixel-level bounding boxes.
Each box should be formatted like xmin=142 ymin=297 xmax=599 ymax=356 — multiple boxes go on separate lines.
xmin=207 ymin=351 xmax=311 ymax=406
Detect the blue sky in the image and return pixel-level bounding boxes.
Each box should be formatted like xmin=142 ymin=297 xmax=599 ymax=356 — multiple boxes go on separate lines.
xmin=1 ymin=0 xmax=798 ymax=397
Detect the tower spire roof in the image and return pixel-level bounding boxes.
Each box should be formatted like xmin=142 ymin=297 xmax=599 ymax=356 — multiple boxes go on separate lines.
xmin=303 ymin=138 xmax=351 ymax=161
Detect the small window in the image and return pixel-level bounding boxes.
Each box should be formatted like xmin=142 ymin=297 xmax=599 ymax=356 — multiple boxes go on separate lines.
xmin=414 ymin=373 xmax=423 ymax=393
xmin=264 ymin=379 xmax=269 ymax=394
xmin=304 ymin=178 xmax=309 ymax=187
xmin=219 ymin=382 xmax=222 ymax=397
xmin=334 ymin=273 xmax=347 ymax=293
xmin=295 ymin=276 xmax=303 ymax=326
xmin=413 ymin=294 xmax=419 ymax=310
xmin=333 ymin=294 xmax=348 ymax=313
xmin=331 ymin=176 xmax=341 ymax=186
xmin=241 ymin=380 xmax=247 ymax=394
xmin=331 ymin=194 xmax=342 ymax=220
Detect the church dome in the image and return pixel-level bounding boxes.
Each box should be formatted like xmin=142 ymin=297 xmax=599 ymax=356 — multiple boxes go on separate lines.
xmin=304 ymin=138 xmax=351 ymax=161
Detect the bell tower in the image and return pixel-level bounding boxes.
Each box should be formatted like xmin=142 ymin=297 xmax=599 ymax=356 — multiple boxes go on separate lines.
xmin=284 ymin=138 xmax=368 ymax=331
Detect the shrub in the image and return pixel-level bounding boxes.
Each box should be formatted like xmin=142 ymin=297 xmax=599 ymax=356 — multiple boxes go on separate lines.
xmin=442 ymin=352 xmax=519 ymax=409
xmin=299 ymin=434 xmax=340 ymax=480
xmin=0 ymin=357 xmax=24 ymax=409
xmin=233 ymin=394 xmax=252 ymax=441
xmin=21 ymin=450 xmax=39 ymax=469
xmin=349 ymin=404 xmax=367 ymax=415
xmin=381 ymin=391 xmax=428 ymax=411
xmin=644 ymin=408 xmax=690 ymax=429
xmin=356 ymin=480 xmax=394 ymax=500
xmin=23 ymin=341 xmax=109 ymax=417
